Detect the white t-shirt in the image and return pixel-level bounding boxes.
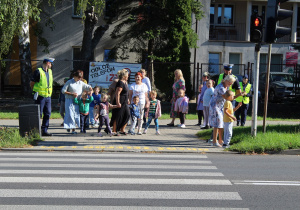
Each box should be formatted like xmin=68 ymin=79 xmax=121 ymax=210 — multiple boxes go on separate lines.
xmin=130 ymin=83 xmax=148 ymax=104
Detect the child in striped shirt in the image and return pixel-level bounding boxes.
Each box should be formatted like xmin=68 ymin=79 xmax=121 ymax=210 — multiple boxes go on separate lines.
xmin=143 ymin=90 xmax=161 ymax=135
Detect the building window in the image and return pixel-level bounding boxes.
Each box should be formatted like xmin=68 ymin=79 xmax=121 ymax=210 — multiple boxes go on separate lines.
xmin=210 ymin=4 xmax=233 ymax=25
xmin=229 ymin=53 xmax=241 ymax=75
xmin=73 ymin=0 xmax=83 ymax=18
xmin=72 ymin=47 xmax=81 ymax=70
xmin=209 ymin=53 xmax=221 ymax=74
xmin=104 ymin=49 xmax=115 ymax=62
xmin=260 ymin=54 xmax=283 ymax=72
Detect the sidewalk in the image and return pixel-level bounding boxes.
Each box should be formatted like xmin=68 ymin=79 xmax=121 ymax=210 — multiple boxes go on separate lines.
xmin=0 ymin=119 xmax=299 ymax=154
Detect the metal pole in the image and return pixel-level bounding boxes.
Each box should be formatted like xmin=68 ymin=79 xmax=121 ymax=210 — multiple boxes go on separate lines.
xmin=251 ymin=44 xmax=260 ymax=137
xmin=263 ymin=44 xmax=272 ymax=133
xmin=193 ymin=17 xmax=198 ymax=98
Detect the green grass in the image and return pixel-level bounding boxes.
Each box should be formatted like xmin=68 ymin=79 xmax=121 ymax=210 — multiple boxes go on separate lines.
xmin=0 ymin=127 xmax=42 ymax=148
xmin=196 ymin=124 xmax=300 ymax=154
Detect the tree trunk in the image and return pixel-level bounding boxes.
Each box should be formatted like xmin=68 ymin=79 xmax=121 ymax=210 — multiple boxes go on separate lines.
xmin=79 ymin=6 xmax=109 ymax=82
xmin=147 ymin=38 xmax=155 ymax=88
xmin=19 ymin=7 xmax=32 ymax=97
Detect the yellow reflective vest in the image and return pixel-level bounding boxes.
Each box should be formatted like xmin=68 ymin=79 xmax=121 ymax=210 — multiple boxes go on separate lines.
xmin=217 ymin=73 xmax=236 ymax=95
xmin=236 ymin=82 xmax=251 ymax=104
xmin=33 ymin=68 xmax=53 ymax=97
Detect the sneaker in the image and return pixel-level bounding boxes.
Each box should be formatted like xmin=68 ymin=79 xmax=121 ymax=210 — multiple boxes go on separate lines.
xmin=109 ymin=133 xmax=113 ymax=137
xmin=180 ymin=124 xmax=186 ymax=128
xmin=42 ymin=132 xmax=52 ymax=136
xmin=212 ymin=143 xmax=222 ymax=147
xmin=128 ymin=130 xmax=133 ymax=134
xmin=143 ymin=129 xmax=147 ymax=134
xmin=71 ymin=131 xmax=77 ymax=134
xmin=222 ymin=144 xmax=230 ymax=148
xmin=131 ymin=132 xmax=136 ymax=135
xmin=137 ymin=132 xmax=142 ymax=135
xmin=98 ymin=132 xmax=103 ymax=137
xmin=156 ymin=130 xmax=160 ymax=135
xmin=177 ymin=124 xmax=182 ymax=127
xmin=92 ymin=124 xmax=98 ymax=128
xmin=207 ymin=139 xmax=213 ymax=144
xmin=67 ymin=129 xmax=70 ymax=133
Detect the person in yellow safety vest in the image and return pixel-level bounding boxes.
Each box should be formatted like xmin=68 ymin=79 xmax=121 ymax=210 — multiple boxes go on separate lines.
xmin=234 ymin=75 xmax=252 ymax=126
xmin=217 ymin=64 xmax=242 ymax=99
xmin=30 ymin=58 xmax=55 ymax=136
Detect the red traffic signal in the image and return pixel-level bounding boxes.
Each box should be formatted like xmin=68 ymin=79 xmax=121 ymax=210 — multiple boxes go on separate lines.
xmin=250 ymin=16 xmax=263 ymax=43
xmin=254 ymin=17 xmax=262 ymax=27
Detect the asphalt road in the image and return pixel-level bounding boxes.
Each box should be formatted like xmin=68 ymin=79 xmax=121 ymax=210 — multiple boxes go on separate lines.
xmin=0 ymin=152 xmax=299 ymax=209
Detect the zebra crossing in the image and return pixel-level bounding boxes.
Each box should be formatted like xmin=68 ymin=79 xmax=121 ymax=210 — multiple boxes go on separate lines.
xmin=0 ymin=152 xmax=248 ymax=209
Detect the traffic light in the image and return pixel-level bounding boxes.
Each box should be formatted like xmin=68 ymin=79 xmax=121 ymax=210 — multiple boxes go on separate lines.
xmin=250 ymin=15 xmax=263 ymax=43
xmin=265 ymin=0 xmax=293 ymax=43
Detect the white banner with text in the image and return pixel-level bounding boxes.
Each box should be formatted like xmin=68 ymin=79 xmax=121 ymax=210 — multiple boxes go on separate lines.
xmin=88 ymin=62 xmax=141 ymax=88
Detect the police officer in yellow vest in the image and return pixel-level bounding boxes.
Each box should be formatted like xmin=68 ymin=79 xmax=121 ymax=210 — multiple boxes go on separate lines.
xmin=217 ymin=64 xmax=242 ymax=98
xmin=234 ymin=75 xmax=252 ymax=126
xmin=30 ymin=58 xmax=55 ymax=136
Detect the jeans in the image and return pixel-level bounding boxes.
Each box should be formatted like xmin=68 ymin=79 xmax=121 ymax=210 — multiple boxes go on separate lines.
xmin=145 ymin=113 xmax=159 ymax=131
xmin=129 ymin=116 xmax=138 ymax=133
xmin=223 ymin=122 xmax=233 ymax=145
xmin=89 ymin=106 xmax=95 ymax=125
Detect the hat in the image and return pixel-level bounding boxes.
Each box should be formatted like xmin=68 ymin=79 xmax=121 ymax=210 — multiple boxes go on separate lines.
xmin=243 ymin=75 xmax=249 ymax=79
xmin=223 ymin=63 xmax=234 ymax=70
xmin=203 ymin=72 xmax=209 ymax=77
xmin=43 ymin=58 xmax=55 ymax=63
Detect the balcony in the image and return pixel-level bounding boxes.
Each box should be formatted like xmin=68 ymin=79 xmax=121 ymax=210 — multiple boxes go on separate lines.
xmin=209 ymin=23 xmax=292 ymax=43
xmin=209 ymin=23 xmax=246 ymax=41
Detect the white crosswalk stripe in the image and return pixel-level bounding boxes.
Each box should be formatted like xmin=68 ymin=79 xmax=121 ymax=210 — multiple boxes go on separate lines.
xmin=0 ymin=152 xmax=247 ymax=209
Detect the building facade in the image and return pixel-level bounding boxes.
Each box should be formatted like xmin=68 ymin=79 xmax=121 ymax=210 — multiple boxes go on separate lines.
xmin=193 ymin=0 xmax=299 ymax=85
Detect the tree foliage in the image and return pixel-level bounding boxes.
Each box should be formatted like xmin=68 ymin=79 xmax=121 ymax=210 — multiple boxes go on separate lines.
xmin=110 ymin=0 xmax=204 ymax=97
xmin=0 ymin=0 xmax=42 ymax=59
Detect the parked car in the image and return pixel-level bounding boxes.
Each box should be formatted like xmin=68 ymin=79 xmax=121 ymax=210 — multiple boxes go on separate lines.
xmin=259 ymin=72 xmax=295 ymax=101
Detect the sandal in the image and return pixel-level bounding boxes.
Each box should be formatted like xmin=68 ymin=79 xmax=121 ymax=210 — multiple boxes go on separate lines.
xmin=112 ymin=132 xmax=120 ymax=136
xmin=119 ymin=132 xmax=127 ymax=135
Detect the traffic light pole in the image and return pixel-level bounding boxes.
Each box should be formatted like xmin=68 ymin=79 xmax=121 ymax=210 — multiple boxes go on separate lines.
xmin=251 ymin=43 xmax=261 ymax=137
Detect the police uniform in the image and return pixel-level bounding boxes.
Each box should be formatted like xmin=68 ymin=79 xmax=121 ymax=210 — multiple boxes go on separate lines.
xmin=31 ymin=58 xmax=54 ymax=136
xmin=234 ymin=75 xmax=252 ymax=126
xmin=216 ymin=64 xmax=241 ymax=96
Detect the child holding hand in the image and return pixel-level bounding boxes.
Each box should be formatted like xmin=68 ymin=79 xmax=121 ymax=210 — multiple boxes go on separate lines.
xmin=143 ymin=90 xmax=161 ymax=135
xmin=174 ymin=89 xmax=189 ymax=128
xmin=128 ymin=96 xmax=140 ymax=135
xmin=74 ymin=91 xmax=94 ymax=133
xmin=223 ymin=90 xmax=242 ymax=148
xmin=95 ymin=93 xmax=116 ymax=137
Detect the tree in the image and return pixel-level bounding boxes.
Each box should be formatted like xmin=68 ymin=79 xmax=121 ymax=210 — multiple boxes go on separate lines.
xmin=110 ymin=0 xmax=203 ymax=93
xmin=76 ymin=4 xmax=109 ymax=78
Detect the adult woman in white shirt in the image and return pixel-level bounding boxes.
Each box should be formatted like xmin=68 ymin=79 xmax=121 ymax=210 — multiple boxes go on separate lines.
xmin=129 ymin=72 xmax=149 ymax=135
